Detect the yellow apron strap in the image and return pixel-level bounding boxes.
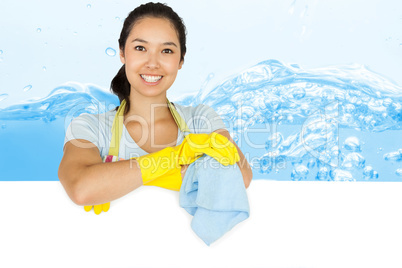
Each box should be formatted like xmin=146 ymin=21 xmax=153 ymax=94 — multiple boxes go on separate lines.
xmin=108 ymin=98 xmax=189 ymax=157
xmin=167 ymin=98 xmax=191 ymax=134
xmin=108 ymin=99 xmax=126 ymax=156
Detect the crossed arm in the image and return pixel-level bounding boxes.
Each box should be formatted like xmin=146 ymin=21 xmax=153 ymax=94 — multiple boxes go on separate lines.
xmin=59 ymin=130 xmax=252 ymax=206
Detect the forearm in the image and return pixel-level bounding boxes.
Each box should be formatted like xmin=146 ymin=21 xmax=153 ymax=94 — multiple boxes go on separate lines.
xmin=213 ymin=129 xmax=253 ymax=188
xmin=60 ymin=158 xmax=143 ymax=206
xmin=235 ymin=148 xmax=253 ymax=189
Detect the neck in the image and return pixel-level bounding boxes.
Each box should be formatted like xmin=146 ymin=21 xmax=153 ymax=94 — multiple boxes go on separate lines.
xmin=123 ymin=91 xmax=171 ymax=124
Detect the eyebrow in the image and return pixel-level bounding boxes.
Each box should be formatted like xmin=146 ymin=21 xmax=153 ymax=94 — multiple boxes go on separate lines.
xmin=132 ymin=38 xmax=178 ymax=47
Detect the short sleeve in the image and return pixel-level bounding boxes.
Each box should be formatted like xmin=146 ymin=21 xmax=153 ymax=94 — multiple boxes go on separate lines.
xmin=63 ymin=113 xmax=109 ymax=154
xmin=177 ymin=104 xmax=227 ymax=134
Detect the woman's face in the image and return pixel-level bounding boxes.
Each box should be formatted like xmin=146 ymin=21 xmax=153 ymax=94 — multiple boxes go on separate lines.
xmin=120 ymin=17 xmax=183 ymax=99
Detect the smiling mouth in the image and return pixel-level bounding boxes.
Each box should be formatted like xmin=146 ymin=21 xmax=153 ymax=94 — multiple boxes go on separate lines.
xmin=140 ymin=74 xmax=163 ymax=83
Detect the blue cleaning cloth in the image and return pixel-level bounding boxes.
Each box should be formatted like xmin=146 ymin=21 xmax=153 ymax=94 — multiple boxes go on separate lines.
xmin=180 ymin=155 xmax=250 ymax=246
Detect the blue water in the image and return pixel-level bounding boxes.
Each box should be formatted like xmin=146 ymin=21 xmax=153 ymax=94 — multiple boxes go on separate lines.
xmin=1 ymin=60 xmax=401 ymax=181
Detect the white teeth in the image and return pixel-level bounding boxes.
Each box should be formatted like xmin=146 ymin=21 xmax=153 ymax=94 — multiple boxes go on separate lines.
xmin=141 ymin=75 xmax=162 ymax=83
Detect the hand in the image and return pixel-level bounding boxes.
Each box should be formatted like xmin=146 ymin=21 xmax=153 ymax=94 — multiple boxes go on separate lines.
xmin=175 ymin=132 xmax=240 ymax=166
xmin=84 ymin=202 xmax=110 ymax=215
xmin=133 ymin=132 xmax=240 ymax=191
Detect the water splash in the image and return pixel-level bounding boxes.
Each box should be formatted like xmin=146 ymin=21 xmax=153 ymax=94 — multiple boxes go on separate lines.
xmin=1 ymin=59 xmax=401 ymax=181
xmin=190 ymin=60 xmax=402 ymax=133
xmin=0 ymin=82 xmax=119 ymax=121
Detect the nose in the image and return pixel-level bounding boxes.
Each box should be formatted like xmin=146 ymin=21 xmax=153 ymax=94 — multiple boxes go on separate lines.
xmin=145 ymin=50 xmax=160 ymax=69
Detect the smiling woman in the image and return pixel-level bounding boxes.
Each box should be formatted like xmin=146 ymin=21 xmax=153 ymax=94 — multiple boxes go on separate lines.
xmin=58 ymin=2 xmax=252 ymax=215
xmin=120 ymin=17 xmax=183 ymax=101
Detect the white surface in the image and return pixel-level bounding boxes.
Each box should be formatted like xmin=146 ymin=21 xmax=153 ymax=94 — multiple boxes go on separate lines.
xmin=1 ymin=180 xmax=401 ymax=268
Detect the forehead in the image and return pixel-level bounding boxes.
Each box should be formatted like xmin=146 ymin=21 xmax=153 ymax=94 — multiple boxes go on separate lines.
xmin=129 ymin=17 xmax=179 ymax=40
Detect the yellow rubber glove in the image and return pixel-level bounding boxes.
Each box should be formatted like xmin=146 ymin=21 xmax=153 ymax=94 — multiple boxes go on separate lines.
xmin=84 ymin=203 xmax=110 ymax=215
xmin=135 ymin=132 xmax=240 ymax=191
xmin=175 ymin=132 xmax=240 ymax=166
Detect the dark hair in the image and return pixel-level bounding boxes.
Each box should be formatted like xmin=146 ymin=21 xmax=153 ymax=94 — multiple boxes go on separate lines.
xmin=110 ymin=2 xmax=187 ymax=114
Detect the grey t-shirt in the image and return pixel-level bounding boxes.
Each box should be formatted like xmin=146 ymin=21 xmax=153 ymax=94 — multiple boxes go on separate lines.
xmin=63 ymin=103 xmax=227 ymax=159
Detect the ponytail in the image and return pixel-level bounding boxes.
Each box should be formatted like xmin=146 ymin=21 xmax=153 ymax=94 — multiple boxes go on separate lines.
xmin=110 ymin=64 xmax=130 ymax=114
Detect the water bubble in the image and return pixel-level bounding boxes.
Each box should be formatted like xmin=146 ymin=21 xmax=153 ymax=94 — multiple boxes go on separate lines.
xmin=0 ymin=50 xmax=3 ymax=55
xmin=383 ymin=150 xmax=402 ymax=162
xmin=87 ymin=4 xmax=91 ymax=8
xmin=322 ymin=88 xmax=335 ymax=101
xmin=383 ymin=98 xmax=392 ymax=106
xmin=290 ymin=87 xmax=306 ymax=100
xmin=23 ymin=85 xmax=32 ymax=92
xmin=105 ymin=47 xmax=116 ymax=57
xmin=316 ymin=167 xmax=329 ymax=180
xmin=343 ymin=103 xmax=355 ymax=113
xmin=258 ymin=154 xmax=273 ymax=174
xmin=265 ymin=132 xmax=283 ymax=150
xmin=291 ymin=165 xmax=309 ymax=180
xmin=36 ymin=28 xmax=41 ymax=33
xmin=42 ymin=66 xmax=47 ymax=71
xmin=396 ymin=169 xmax=402 ymax=177
xmin=344 ymin=136 xmax=361 ymax=152
xmin=0 ymin=93 xmax=9 ymax=102
xmin=330 ymin=169 xmax=354 ymax=182
xmin=115 ymin=16 xmax=120 ymax=21
xmin=363 ymin=166 xmax=374 ymax=180
xmin=73 ymin=32 xmax=78 ymax=36
xmin=307 ymin=159 xmax=316 ymax=169
xmin=291 ymin=159 xmax=303 ymax=166
xmin=342 ymin=152 xmax=365 ymax=170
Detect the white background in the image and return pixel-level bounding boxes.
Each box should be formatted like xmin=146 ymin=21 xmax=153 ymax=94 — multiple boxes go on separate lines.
xmin=1 ymin=181 xmax=402 ymax=268
xmin=1 ymin=0 xmax=402 ymax=267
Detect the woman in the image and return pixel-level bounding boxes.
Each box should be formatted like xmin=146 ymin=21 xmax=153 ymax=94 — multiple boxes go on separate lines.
xmin=58 ymin=2 xmax=252 ymax=214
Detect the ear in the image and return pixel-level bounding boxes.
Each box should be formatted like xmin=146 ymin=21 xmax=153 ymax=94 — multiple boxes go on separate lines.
xmin=119 ymin=49 xmax=125 ymax=64
xmin=178 ymin=54 xmax=185 ymax=70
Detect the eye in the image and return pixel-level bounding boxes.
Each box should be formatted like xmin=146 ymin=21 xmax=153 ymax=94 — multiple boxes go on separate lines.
xmin=135 ymin=46 xmax=146 ymax=52
xmin=162 ymin=49 xmax=173 ymax=54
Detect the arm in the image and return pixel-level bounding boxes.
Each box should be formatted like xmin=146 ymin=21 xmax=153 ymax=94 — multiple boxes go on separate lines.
xmin=213 ymin=129 xmax=253 ymax=188
xmin=58 ymin=139 xmax=143 ymax=206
